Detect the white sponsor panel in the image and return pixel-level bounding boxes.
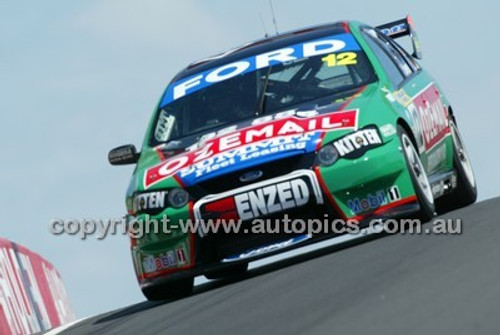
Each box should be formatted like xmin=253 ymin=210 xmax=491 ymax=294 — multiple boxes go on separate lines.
xmin=427 ymin=143 xmax=447 ymax=172
xmin=0 ymin=239 xmax=75 ymax=334
xmin=193 ymin=170 xmax=324 ymax=237
xmin=235 ymin=179 xmax=311 ymax=221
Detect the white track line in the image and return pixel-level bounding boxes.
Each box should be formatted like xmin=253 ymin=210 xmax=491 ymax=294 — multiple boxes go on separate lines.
xmin=44 ymin=317 xmax=91 ymax=335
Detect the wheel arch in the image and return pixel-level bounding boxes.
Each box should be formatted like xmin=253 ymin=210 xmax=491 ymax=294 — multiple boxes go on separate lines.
xmin=396 ymin=118 xmax=418 ymax=148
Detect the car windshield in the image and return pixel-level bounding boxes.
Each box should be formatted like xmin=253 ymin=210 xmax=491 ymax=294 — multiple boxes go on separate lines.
xmin=152 ymin=43 xmax=376 ymax=144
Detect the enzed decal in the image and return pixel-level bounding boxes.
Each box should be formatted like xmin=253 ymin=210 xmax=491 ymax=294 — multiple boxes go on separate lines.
xmin=144 ymin=110 xmax=358 ymax=188
xmin=333 ymin=127 xmax=382 ymax=158
xmin=347 ymin=186 xmax=401 ymax=214
xmin=234 ymin=178 xmax=311 ymax=221
xmin=199 ymin=178 xmax=313 ymax=221
xmin=194 ymin=170 xmax=324 ymax=230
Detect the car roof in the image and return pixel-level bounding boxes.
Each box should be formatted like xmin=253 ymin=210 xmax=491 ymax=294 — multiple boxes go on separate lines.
xmin=172 ymin=21 xmax=351 ymax=82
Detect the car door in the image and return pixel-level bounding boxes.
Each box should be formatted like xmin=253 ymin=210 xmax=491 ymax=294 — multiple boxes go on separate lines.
xmin=362 ymin=27 xmax=451 ymax=175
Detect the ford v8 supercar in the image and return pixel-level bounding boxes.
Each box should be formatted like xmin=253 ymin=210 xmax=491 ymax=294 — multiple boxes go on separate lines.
xmin=109 ymin=16 xmax=477 ymax=300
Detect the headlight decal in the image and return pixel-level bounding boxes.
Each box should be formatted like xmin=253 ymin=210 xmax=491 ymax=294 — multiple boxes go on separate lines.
xmin=317 ymin=145 xmax=339 ymax=166
xmin=167 ymin=188 xmax=189 ymax=209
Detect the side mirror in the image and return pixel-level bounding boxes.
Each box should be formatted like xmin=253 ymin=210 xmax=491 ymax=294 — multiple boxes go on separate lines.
xmin=108 ymin=145 xmax=140 ymax=166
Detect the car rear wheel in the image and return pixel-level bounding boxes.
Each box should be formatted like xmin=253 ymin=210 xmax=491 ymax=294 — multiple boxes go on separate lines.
xmin=141 ymin=277 xmax=194 ymax=301
xmin=398 ymin=126 xmax=435 ymax=221
xmin=437 ymin=120 xmax=477 ymax=212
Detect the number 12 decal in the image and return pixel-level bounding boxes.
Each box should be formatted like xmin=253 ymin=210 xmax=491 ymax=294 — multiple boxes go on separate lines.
xmin=321 ymin=52 xmax=358 ymax=67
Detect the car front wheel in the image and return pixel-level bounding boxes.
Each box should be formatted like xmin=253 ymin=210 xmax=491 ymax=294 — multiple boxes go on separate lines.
xmin=399 ymin=126 xmax=435 ymax=221
xmin=141 ymin=277 xmax=194 ymax=301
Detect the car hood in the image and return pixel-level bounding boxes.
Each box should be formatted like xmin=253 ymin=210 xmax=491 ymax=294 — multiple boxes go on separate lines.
xmin=134 ymin=83 xmax=385 ymax=192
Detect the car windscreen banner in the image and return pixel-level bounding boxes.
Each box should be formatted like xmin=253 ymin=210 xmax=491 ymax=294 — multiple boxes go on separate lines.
xmin=160 ymin=33 xmax=361 ymax=108
xmin=0 ymin=238 xmax=75 ymax=335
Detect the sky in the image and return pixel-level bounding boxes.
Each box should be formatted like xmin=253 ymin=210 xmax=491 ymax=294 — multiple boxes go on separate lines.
xmin=1 ymin=0 xmax=497 ymax=318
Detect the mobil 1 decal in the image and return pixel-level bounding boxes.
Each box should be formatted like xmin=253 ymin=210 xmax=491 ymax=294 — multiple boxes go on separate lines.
xmin=348 ymin=185 xmax=401 ymax=215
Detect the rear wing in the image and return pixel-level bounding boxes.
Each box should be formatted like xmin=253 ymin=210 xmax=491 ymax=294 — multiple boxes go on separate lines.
xmin=376 ymin=15 xmax=422 ymax=59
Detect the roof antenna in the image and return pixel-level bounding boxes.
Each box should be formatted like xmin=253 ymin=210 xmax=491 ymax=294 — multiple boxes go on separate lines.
xmin=259 ymin=12 xmax=269 ymax=38
xmin=269 ymin=0 xmax=279 ymax=35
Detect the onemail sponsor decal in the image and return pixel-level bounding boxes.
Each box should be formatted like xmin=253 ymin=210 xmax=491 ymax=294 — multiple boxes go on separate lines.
xmin=144 ymin=110 xmax=358 ymax=188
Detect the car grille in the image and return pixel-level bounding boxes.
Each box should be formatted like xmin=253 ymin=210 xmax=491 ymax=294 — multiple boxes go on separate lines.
xmin=197 ymin=203 xmax=336 ymax=263
xmin=189 ymin=153 xmax=316 ymax=197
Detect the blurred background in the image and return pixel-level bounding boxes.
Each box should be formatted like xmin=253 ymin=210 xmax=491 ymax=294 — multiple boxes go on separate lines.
xmin=0 ymin=0 xmax=496 ymax=318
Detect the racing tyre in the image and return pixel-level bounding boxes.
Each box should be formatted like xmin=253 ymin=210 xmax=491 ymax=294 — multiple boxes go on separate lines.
xmin=437 ymin=120 xmax=477 ymax=212
xmin=205 ymin=263 xmax=249 ymax=280
xmin=398 ymin=126 xmax=435 ymax=221
xmin=141 ymin=277 xmax=194 ymax=301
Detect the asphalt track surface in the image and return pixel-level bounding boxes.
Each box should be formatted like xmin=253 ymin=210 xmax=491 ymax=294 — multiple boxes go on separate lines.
xmin=55 ymin=198 xmax=500 ymax=335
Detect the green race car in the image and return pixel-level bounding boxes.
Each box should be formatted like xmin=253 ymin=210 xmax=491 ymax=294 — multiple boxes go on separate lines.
xmin=109 ymin=16 xmax=477 ymax=300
